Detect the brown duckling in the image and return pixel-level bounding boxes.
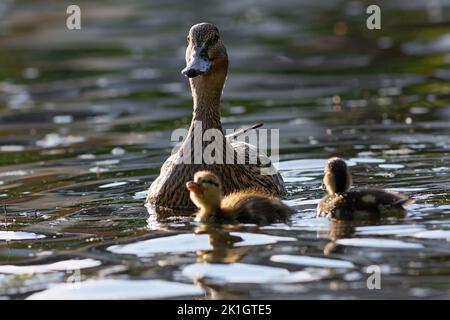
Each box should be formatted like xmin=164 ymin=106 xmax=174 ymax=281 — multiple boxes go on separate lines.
xmin=147 ymin=23 xmax=286 ymax=212
xmin=186 ymin=171 xmax=293 ymax=224
xmin=317 ymin=157 xmax=413 ymax=220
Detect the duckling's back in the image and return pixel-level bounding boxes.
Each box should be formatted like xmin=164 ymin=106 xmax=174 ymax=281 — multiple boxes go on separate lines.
xmin=220 ymin=189 xmax=293 ymax=224
xmin=318 ymin=189 xmax=412 ymax=220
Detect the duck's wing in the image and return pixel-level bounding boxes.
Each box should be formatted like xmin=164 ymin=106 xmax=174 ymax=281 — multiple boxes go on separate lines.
xmin=230 ymin=140 xmax=276 ymax=172
xmin=225 ymin=123 xmax=263 ymax=140
xmin=230 ymin=140 xmax=287 ymax=196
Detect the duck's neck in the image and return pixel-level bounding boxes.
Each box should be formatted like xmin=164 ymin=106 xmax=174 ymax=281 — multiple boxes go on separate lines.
xmin=180 ymin=63 xmax=228 ymax=161
xmin=189 ymin=69 xmax=227 ymax=131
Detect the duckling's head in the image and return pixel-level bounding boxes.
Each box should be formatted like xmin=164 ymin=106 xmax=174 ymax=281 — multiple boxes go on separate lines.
xmin=182 ymin=23 xmax=228 ymax=79
xmin=186 ymin=171 xmax=222 ymax=216
xmin=322 ymin=157 xmax=351 ymax=195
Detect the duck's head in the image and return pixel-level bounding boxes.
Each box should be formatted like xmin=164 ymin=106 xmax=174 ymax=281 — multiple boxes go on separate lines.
xmin=182 ymin=23 xmax=228 ymax=79
xmin=186 ymin=171 xmax=222 ymax=216
xmin=322 ymin=157 xmax=351 ymax=195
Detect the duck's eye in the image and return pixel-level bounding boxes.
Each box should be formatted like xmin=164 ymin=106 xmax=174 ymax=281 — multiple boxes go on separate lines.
xmin=187 ymin=36 xmax=190 ymax=43
xmin=206 ymin=34 xmax=219 ymax=47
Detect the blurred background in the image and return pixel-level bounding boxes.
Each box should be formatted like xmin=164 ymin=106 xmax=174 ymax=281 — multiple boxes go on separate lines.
xmin=0 ymin=0 xmax=449 ymax=299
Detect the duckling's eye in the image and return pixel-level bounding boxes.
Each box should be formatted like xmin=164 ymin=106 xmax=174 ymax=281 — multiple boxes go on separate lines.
xmin=200 ymin=179 xmax=219 ymax=187
xmin=187 ymin=36 xmax=190 ymax=43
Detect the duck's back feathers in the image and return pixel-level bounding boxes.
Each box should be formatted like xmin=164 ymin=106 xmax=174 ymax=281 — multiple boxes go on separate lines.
xmin=230 ymin=140 xmax=286 ymax=195
xmin=317 ymin=189 xmax=412 ymax=220
xmin=147 ymin=138 xmax=287 ymax=212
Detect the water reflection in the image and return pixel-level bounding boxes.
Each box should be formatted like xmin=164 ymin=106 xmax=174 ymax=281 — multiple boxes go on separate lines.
xmin=194 ymin=224 xmax=246 ymax=263
xmin=0 ymin=0 xmax=449 ymax=299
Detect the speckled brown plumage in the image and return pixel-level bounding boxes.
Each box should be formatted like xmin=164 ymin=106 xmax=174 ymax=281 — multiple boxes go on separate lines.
xmin=147 ymin=23 xmax=286 ymax=213
xmin=317 ymin=189 xmax=412 ymax=220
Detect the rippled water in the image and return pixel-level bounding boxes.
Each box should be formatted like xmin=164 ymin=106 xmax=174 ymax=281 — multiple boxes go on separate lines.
xmin=0 ymin=0 xmax=449 ymax=299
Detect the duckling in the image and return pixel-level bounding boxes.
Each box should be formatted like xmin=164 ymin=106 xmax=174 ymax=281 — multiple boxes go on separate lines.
xmin=147 ymin=23 xmax=286 ymax=212
xmin=186 ymin=171 xmax=293 ymax=224
xmin=317 ymin=157 xmax=413 ymax=220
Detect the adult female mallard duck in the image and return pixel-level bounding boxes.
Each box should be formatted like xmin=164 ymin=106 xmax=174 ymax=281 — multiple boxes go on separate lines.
xmin=317 ymin=157 xmax=413 ymax=220
xmin=186 ymin=171 xmax=293 ymax=224
xmin=147 ymin=23 xmax=286 ymax=212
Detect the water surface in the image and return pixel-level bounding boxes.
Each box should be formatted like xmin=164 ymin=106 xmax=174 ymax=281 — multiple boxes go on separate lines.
xmin=0 ymin=0 xmax=449 ymax=299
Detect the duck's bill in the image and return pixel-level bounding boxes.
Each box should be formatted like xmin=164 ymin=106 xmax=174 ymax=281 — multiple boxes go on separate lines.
xmin=186 ymin=181 xmax=204 ymax=195
xmin=182 ymin=47 xmax=211 ymax=78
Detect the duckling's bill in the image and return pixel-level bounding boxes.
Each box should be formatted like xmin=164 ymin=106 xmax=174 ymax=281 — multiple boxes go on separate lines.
xmin=186 ymin=181 xmax=204 ymax=195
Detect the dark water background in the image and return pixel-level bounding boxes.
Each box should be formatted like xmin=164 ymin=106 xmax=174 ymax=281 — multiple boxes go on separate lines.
xmin=0 ymin=0 xmax=449 ymax=299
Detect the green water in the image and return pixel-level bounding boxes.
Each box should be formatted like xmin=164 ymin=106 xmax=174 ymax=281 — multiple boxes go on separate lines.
xmin=0 ymin=0 xmax=449 ymax=299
